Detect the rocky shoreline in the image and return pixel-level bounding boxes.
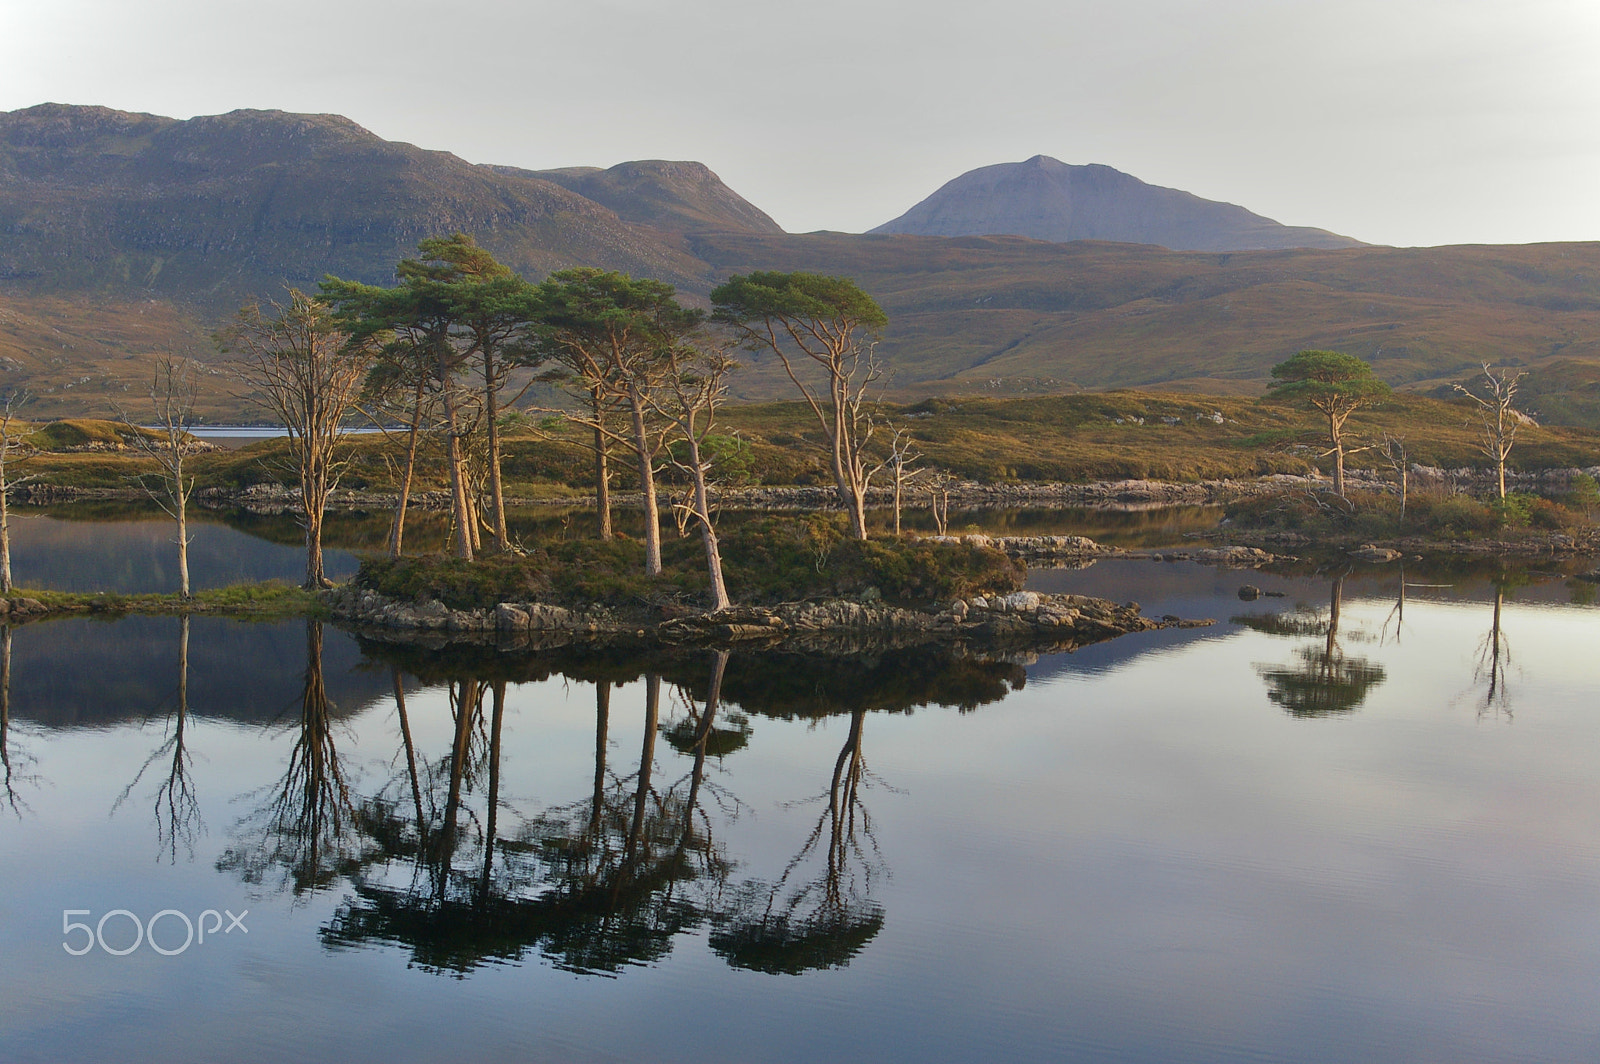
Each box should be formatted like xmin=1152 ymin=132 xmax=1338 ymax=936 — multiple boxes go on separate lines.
xmin=325 ymin=585 xmax=1212 ymax=653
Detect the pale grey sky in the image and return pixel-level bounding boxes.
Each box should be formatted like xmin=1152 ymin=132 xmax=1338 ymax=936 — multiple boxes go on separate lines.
xmin=5 ymin=0 xmax=1600 ymax=246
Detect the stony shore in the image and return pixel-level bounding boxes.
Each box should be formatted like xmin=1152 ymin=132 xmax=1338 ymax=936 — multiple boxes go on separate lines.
xmin=325 ymin=585 xmax=1212 ymax=653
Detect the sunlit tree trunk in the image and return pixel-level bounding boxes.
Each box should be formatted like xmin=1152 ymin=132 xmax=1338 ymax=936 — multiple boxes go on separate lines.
xmin=627 ymin=385 xmax=663 ymax=576
xmin=388 ymin=377 xmax=426 ymax=558
xmin=592 ymin=386 xmax=613 ymax=540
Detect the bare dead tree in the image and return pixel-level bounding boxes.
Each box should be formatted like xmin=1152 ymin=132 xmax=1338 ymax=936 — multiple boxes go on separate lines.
xmin=649 ymin=340 xmax=739 ymax=612
xmin=0 ymin=394 xmax=41 ymax=594
xmin=1454 ymin=364 xmax=1530 ymax=501
xmin=224 ymin=290 xmax=374 ymax=588
xmin=1376 ymin=433 xmax=1409 ymax=525
xmin=927 ymin=471 xmax=954 ymax=536
xmin=883 ymin=428 xmax=923 ymax=535
xmin=116 ymin=359 xmax=206 ymax=599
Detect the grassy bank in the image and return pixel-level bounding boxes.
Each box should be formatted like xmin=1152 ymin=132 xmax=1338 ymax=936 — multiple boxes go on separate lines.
xmin=9 ymin=581 xmax=322 ymax=619
xmin=13 ymin=391 xmax=1600 ymax=497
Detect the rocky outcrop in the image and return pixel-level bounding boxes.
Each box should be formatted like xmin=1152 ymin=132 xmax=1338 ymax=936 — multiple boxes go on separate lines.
xmin=0 ymin=596 xmax=49 ymax=619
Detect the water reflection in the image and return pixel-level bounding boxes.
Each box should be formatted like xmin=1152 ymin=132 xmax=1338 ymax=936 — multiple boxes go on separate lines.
xmin=298 ymin=643 xmax=1025 ymax=977
xmin=323 ymin=659 xmax=739 ymax=977
xmin=112 ymin=615 xmax=203 ymax=862
xmin=712 ymin=706 xmax=885 ymax=975
xmin=0 ymin=625 xmax=36 ymax=816
xmin=1471 ymin=573 xmax=1524 ymax=721
xmin=218 ymin=621 xmax=363 ymax=894
xmin=7 ymin=567 xmax=1600 ymax=1063
xmin=1250 ymin=574 xmax=1389 ymax=717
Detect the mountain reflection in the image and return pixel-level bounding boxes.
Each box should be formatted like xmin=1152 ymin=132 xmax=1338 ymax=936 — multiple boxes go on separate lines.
xmin=1247 ymin=574 xmax=1388 ymax=717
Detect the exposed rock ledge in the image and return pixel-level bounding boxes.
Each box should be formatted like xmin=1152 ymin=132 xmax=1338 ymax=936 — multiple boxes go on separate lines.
xmin=326 ymin=587 xmax=1212 ymax=652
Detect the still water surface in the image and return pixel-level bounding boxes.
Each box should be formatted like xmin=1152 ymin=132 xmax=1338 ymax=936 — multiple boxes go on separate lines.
xmin=2 ymin=550 xmax=1598 ymax=1062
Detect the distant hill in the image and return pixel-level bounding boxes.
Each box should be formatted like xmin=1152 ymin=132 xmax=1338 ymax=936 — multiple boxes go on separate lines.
xmin=3 ymin=104 xmax=1600 ymax=431
xmin=507 ymin=159 xmax=783 ymax=236
xmin=870 ymin=155 xmax=1363 ymax=252
xmin=0 ymin=103 xmax=709 ymax=310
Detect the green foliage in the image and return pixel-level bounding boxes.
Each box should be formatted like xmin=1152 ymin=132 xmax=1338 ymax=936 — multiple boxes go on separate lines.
xmin=710 ymin=271 xmax=887 ymax=332
xmin=1268 ymin=350 xmax=1390 ymax=413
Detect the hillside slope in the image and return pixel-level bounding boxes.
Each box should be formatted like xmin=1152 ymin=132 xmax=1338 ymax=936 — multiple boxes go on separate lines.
xmin=0 ymin=103 xmax=710 ymax=310
xmin=870 ymin=156 xmax=1363 ymax=252
xmin=3 ymin=105 xmax=1599 ymax=429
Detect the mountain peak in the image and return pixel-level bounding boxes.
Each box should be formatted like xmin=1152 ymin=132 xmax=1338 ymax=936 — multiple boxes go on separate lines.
xmin=870 ymin=157 xmax=1362 ymax=252
xmin=512 ymin=158 xmax=783 ymax=236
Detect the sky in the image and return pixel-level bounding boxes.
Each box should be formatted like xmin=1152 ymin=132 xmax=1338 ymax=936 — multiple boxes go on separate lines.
xmin=4 ymin=0 xmax=1600 ymax=247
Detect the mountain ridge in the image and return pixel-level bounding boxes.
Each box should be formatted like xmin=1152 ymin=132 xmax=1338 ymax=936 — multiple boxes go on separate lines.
xmin=2 ymin=103 xmax=1599 ymax=429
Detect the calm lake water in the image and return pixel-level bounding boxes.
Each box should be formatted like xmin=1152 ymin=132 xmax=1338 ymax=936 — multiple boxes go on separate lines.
xmin=2 ymin=537 xmax=1599 ymax=1062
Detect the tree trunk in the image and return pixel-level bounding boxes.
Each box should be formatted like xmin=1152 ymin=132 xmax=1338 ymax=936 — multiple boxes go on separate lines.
xmin=304 ymin=506 xmax=325 ymax=590
xmin=388 ymin=377 xmax=425 ymax=557
xmin=445 ymin=429 xmax=473 ymax=561
xmin=628 ymin=385 xmax=662 ymax=577
xmin=592 ymin=387 xmax=612 ymax=539
xmin=0 ymin=466 xmax=11 ymax=595
xmin=438 ymin=348 xmax=474 ymax=560
xmin=176 ymin=494 xmax=191 ymax=599
xmin=1329 ymin=410 xmax=1346 ymax=498
xmin=483 ymin=352 xmax=509 ymax=552
xmin=892 ymin=468 xmax=903 ymax=535
xmin=682 ymin=433 xmax=731 ymax=611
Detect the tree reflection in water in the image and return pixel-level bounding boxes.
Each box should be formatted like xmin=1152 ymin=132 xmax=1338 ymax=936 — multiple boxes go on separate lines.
xmin=295 ymin=641 xmax=1025 ymax=977
xmin=1251 ymin=574 xmax=1388 ymax=718
xmin=218 ymin=619 xmax=363 ymax=894
xmin=710 ymin=705 xmax=886 ymax=975
xmin=322 ymin=655 xmax=740 ymax=976
xmin=0 ymin=624 xmax=38 ymax=816
xmin=1471 ymin=572 xmax=1522 ymax=721
xmin=113 ymin=615 xmax=204 ymax=861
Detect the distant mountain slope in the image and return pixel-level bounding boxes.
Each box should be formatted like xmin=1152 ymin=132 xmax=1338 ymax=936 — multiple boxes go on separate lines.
xmin=870 ymin=155 xmax=1363 ymax=252
xmin=3 ymin=104 xmax=1599 ymax=430
xmin=0 ymin=103 xmax=709 ymax=310
xmin=688 ymin=231 xmax=1600 ymax=417
xmin=506 ymin=159 xmax=783 ymax=236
